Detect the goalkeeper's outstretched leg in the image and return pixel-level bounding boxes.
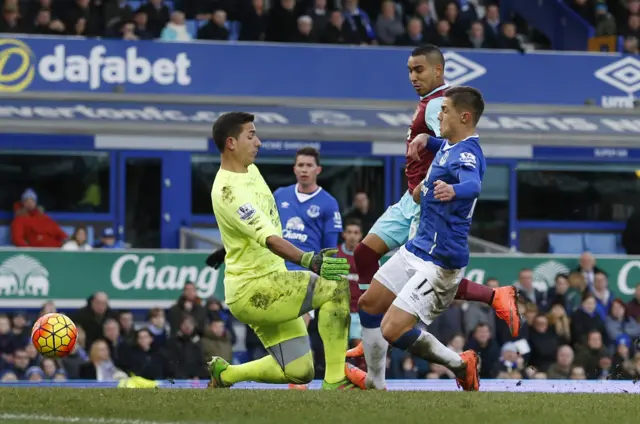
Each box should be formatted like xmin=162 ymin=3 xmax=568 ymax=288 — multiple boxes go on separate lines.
xmin=208 ymin=270 xmax=364 ymax=389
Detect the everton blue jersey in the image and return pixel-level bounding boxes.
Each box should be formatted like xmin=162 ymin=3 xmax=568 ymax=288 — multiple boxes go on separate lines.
xmin=406 ymin=135 xmax=485 ymax=270
xmin=274 ymin=184 xmax=342 ymax=270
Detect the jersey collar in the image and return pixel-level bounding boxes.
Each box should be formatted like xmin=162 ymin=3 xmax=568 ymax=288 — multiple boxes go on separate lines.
xmin=295 ymin=184 xmax=323 ymax=203
xmin=420 ymin=83 xmax=449 ymax=100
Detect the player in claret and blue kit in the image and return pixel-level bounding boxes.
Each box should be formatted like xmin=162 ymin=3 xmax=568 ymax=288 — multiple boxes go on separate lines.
xmin=376 ymin=86 xmax=487 ymax=391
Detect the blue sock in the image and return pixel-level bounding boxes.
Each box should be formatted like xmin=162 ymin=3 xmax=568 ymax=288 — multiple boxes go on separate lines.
xmin=358 ymin=309 xmax=383 ymax=328
xmin=390 ymin=328 xmax=421 ymax=350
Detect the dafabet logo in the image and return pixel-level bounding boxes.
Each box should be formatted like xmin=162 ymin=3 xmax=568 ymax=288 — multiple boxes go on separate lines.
xmin=0 ymin=38 xmax=192 ymax=92
xmin=0 ymin=39 xmax=36 ymax=92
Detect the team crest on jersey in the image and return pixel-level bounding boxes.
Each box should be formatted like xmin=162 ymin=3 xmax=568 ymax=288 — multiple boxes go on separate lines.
xmin=237 ymin=203 xmax=256 ymax=221
xmin=280 ymin=201 xmax=289 ymax=208
xmin=459 ymin=152 xmax=477 ymax=168
xmin=307 ymin=205 xmax=320 ymax=218
xmin=439 ymin=151 xmax=450 ymax=166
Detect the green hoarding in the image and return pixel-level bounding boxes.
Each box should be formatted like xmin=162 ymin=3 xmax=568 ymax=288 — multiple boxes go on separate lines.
xmin=0 ymin=249 xmax=637 ymax=309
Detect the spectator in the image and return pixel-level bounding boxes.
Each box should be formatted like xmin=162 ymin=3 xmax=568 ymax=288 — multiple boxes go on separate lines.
xmin=11 ymin=348 xmax=30 ymax=380
xmin=103 ymin=0 xmax=134 ymax=30
xmin=547 ymin=273 xmax=580 ymax=314
xmin=118 ymin=310 xmax=136 ymax=345
xmin=147 ymin=308 xmax=169 ymax=350
xmin=433 ymin=19 xmax=454 ymax=47
xmin=160 ymin=11 xmax=192 ymax=41
xmin=342 ymin=0 xmax=375 ymax=44
xmin=267 ymin=0 xmax=298 ymax=42
xmin=205 ymin=297 xmax=236 ymax=344
xmin=94 ymin=228 xmax=125 ymax=249
xmin=465 ymin=323 xmax=500 ymax=379
xmin=576 ymin=251 xmax=601 ymax=287
xmin=491 ymin=341 xmax=525 ymax=379
xmin=426 ymin=362 xmax=455 ymax=379
xmin=482 ymin=3 xmax=501 ymax=44
xmin=627 ymin=285 xmax=640 ymax=321
xmin=414 ymin=0 xmax=437 ymax=40
xmin=343 ymin=191 xmax=375 ymax=235
xmin=61 ymin=327 xmax=89 ymax=379
xmin=322 ymin=10 xmax=347 ymax=43
xmin=308 ymin=0 xmax=328 ymax=35
xmin=133 ymin=11 xmax=153 ymax=40
xmin=119 ymin=329 xmax=165 ymax=380
xmin=429 ymin=300 xmax=464 ymax=345
xmin=65 ymin=0 xmax=99 ymax=37
xmin=25 ymin=344 xmax=40 ymax=367
xmin=396 ymin=17 xmax=425 ymax=46
xmin=40 ymin=357 xmax=59 ymax=380
xmin=293 ymin=15 xmax=315 ymax=42
xmin=0 ymin=315 xmax=17 ymax=361
xmin=623 ymin=36 xmax=640 ymax=54
xmin=527 ymin=314 xmax=558 ymax=372
xmin=120 ymin=20 xmax=139 ymax=40
xmin=102 ymin=318 xmax=124 ymax=364
xmin=547 ymin=345 xmax=575 ymax=379
xmin=239 ymin=0 xmax=268 ymax=41
xmin=591 ymin=271 xmax=613 ymax=320
xmin=168 ymin=282 xmax=207 ymax=336
xmin=605 ymin=299 xmax=640 ymax=344
xmin=198 ymin=10 xmax=229 ymax=40
xmin=514 ymin=268 xmax=545 ymax=308
xmin=26 ymin=366 xmax=45 ymax=381
xmin=595 ymin=3 xmax=617 ymax=37
xmin=442 ymin=1 xmax=467 ymax=46
xmin=496 ymin=22 xmax=524 ymax=52
xmin=11 ymin=189 xmax=68 ymax=248
xmin=464 ymin=20 xmax=494 ymax=49
xmin=571 ymin=292 xmax=608 ymax=347
xmin=162 ymin=315 xmax=209 ymax=380
xmin=201 ymin=316 xmax=233 ymax=362
xmin=462 ymin=278 xmax=498 ymax=337
xmin=139 ymin=0 xmax=171 ymax=38
xmin=375 ymin=0 xmax=404 ymax=45
xmin=575 ymin=330 xmax=609 ymax=379
xmin=570 ymin=365 xmax=587 ymax=379
xmin=62 ymin=226 xmax=92 ymax=251
xmin=612 ymin=334 xmax=635 ymax=379
xmin=0 ymin=371 xmax=17 ymax=381
xmin=10 ymin=312 xmax=29 ymax=348
xmin=25 ymin=0 xmax=53 ymax=23
xmin=29 ymin=9 xmax=54 ymax=35
xmin=79 ymin=339 xmax=126 ymax=381
xmin=0 ymin=2 xmax=22 ymax=33
xmin=546 ymin=301 xmax=572 ymax=345
xmin=72 ymin=292 xmax=117 ymax=350
xmin=39 ymin=301 xmax=56 ymax=318
xmin=570 ymin=0 xmax=595 ymax=25
xmin=447 ymin=334 xmax=465 ymax=354
xmin=625 ymin=14 xmax=640 ymax=41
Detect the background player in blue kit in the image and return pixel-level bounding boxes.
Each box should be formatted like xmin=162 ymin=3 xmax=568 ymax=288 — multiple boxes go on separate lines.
xmin=369 ymin=86 xmax=486 ymax=392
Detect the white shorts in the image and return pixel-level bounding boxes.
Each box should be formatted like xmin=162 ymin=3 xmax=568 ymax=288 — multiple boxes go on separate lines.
xmin=374 ymin=246 xmax=465 ymax=326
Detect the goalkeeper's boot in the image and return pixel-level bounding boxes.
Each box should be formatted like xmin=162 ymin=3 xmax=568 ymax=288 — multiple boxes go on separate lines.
xmin=321 ymin=378 xmax=360 ymax=390
xmin=455 ymin=350 xmax=480 ymax=392
xmin=346 ymin=342 xmax=364 ymax=358
xmin=492 ymin=286 xmax=522 ymax=338
xmin=207 ymin=356 xmax=232 ymax=388
xmin=118 ymin=375 xmax=159 ymax=389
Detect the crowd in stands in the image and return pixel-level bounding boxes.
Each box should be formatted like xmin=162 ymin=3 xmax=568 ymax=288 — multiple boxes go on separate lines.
xmin=0 ymin=0 xmax=525 ymax=51
xmin=1 ymin=251 xmax=639 ymax=382
xmin=570 ymin=0 xmax=640 ymax=53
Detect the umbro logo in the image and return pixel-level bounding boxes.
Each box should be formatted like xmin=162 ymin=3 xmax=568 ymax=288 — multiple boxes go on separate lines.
xmin=443 ymin=52 xmax=487 ymax=86
xmin=594 ymin=57 xmax=640 ymax=94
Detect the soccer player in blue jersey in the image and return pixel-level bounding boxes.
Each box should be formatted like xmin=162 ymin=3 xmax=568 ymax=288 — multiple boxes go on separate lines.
xmin=274 ymin=147 xmax=343 ymax=270
xmin=371 ymin=86 xmax=486 ymax=391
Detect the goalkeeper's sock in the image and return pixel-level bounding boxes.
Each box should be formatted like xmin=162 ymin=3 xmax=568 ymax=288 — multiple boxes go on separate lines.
xmin=359 ymin=310 xmax=388 ymax=390
xmin=221 ymin=352 xmax=314 ymax=385
xmin=317 ymin=282 xmax=351 ymax=385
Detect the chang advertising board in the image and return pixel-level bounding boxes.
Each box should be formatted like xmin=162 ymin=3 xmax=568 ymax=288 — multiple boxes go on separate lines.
xmin=0 ymin=38 xmax=191 ymax=93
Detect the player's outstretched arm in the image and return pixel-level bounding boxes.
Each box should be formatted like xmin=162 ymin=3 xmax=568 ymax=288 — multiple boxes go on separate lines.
xmin=266 ymin=236 xmax=350 ymax=281
xmin=452 ymin=166 xmax=481 ymax=200
xmin=407 ymin=134 xmax=446 ymax=161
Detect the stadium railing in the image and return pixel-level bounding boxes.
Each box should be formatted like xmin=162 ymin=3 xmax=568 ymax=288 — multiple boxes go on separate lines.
xmin=179 ymin=227 xmax=223 ymax=250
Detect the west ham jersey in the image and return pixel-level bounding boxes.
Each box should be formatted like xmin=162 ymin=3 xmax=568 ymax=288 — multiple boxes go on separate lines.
xmin=336 ymin=243 xmax=360 ymax=313
xmin=274 ymin=184 xmax=342 ymax=271
xmin=406 ymin=135 xmax=486 ymax=270
xmin=405 ymin=84 xmax=448 ymax=193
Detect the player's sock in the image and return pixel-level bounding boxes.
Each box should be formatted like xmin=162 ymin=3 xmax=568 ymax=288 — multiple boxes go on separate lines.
xmin=391 ymin=328 xmax=464 ymax=370
xmin=317 ymin=285 xmax=351 ymax=384
xmin=354 ymin=242 xmax=381 ymax=289
xmin=454 ymin=278 xmax=495 ymax=304
xmin=359 ymin=311 xmax=388 ymax=390
xmin=221 ymin=352 xmax=314 ymax=385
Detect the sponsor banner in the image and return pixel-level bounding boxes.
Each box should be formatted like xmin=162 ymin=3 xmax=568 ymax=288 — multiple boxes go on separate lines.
xmin=2 ymin=36 xmax=640 ymax=106
xmin=1 ymin=250 xmax=636 ymax=309
xmin=4 ymin=98 xmax=640 ymax=136
xmin=0 ymin=250 xmax=223 ymax=308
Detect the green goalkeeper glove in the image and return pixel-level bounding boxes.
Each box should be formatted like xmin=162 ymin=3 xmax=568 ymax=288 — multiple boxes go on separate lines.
xmin=300 ymin=248 xmax=350 ymax=281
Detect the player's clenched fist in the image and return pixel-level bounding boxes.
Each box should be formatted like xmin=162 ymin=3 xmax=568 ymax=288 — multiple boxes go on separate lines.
xmin=301 ymin=248 xmax=350 ymax=280
xmin=433 ymin=180 xmax=456 ymax=202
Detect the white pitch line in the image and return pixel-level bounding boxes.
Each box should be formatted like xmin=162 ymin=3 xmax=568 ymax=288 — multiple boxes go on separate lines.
xmin=0 ymin=414 xmax=215 ymax=424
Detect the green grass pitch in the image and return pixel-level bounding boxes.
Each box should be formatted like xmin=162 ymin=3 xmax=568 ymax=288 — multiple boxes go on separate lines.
xmin=0 ymin=388 xmax=638 ymax=424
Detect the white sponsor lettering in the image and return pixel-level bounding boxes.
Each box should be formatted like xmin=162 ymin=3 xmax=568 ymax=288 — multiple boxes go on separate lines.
xmin=616 ymin=260 xmax=639 ymax=296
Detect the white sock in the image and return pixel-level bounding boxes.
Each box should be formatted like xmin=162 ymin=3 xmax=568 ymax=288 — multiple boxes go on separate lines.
xmin=361 ymin=326 xmax=388 ymax=390
xmin=411 ymin=331 xmax=463 ymax=370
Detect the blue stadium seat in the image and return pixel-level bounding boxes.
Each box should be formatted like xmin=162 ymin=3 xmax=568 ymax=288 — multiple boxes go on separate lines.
xmin=128 ymin=0 xmax=142 ymax=11
xmin=229 ymin=21 xmax=241 ymax=41
xmin=548 ymin=233 xmax=585 ymax=254
xmin=186 ymin=20 xmax=199 ymax=38
xmin=165 ymin=0 xmax=174 ymax=12
xmin=584 ymin=233 xmax=620 ymax=255
xmin=191 ymin=228 xmax=221 ymax=250
xmin=0 ymin=225 xmax=10 ymax=246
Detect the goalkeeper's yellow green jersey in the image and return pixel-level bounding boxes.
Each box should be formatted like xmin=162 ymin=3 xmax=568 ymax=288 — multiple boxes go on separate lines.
xmin=211 ymin=164 xmax=287 ymax=303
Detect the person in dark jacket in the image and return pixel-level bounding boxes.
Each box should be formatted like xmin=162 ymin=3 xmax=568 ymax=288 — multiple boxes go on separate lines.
xmin=119 ymin=329 xmax=165 ymax=380
xmin=168 ymin=282 xmax=207 ymax=336
xmin=571 ymin=292 xmax=608 ymax=348
xmin=465 ymin=323 xmax=500 ymax=379
xmin=71 ymin=292 xmax=118 ymax=350
xmin=197 ymin=10 xmax=230 ymax=40
xmin=162 ymin=315 xmax=209 ymax=380
xmin=527 ymin=314 xmax=558 ymax=372
xmin=201 ymin=317 xmax=233 ymax=363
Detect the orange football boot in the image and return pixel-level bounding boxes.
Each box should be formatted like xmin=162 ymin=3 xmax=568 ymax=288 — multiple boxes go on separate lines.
xmin=346 ymin=342 xmax=364 ymax=358
xmin=456 ymin=350 xmax=480 ymax=392
xmin=344 ymin=363 xmax=368 ymax=390
xmin=492 ymin=286 xmax=521 ymax=338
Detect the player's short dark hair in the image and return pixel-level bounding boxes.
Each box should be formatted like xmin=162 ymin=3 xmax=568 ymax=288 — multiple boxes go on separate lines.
xmin=411 ymin=44 xmax=445 ymax=67
xmin=295 ymin=147 xmax=320 ymax=166
xmin=343 ymin=218 xmax=362 ymax=232
xmin=444 ymin=86 xmax=485 ymax=126
xmin=212 ymin=112 xmax=255 ymax=153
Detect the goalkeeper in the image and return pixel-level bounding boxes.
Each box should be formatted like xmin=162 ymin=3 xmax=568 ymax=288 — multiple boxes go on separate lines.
xmin=208 ymin=112 xmax=365 ymax=390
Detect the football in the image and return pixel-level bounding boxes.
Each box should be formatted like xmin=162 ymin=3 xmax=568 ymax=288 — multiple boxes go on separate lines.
xmin=31 ymin=313 xmax=78 ymax=358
